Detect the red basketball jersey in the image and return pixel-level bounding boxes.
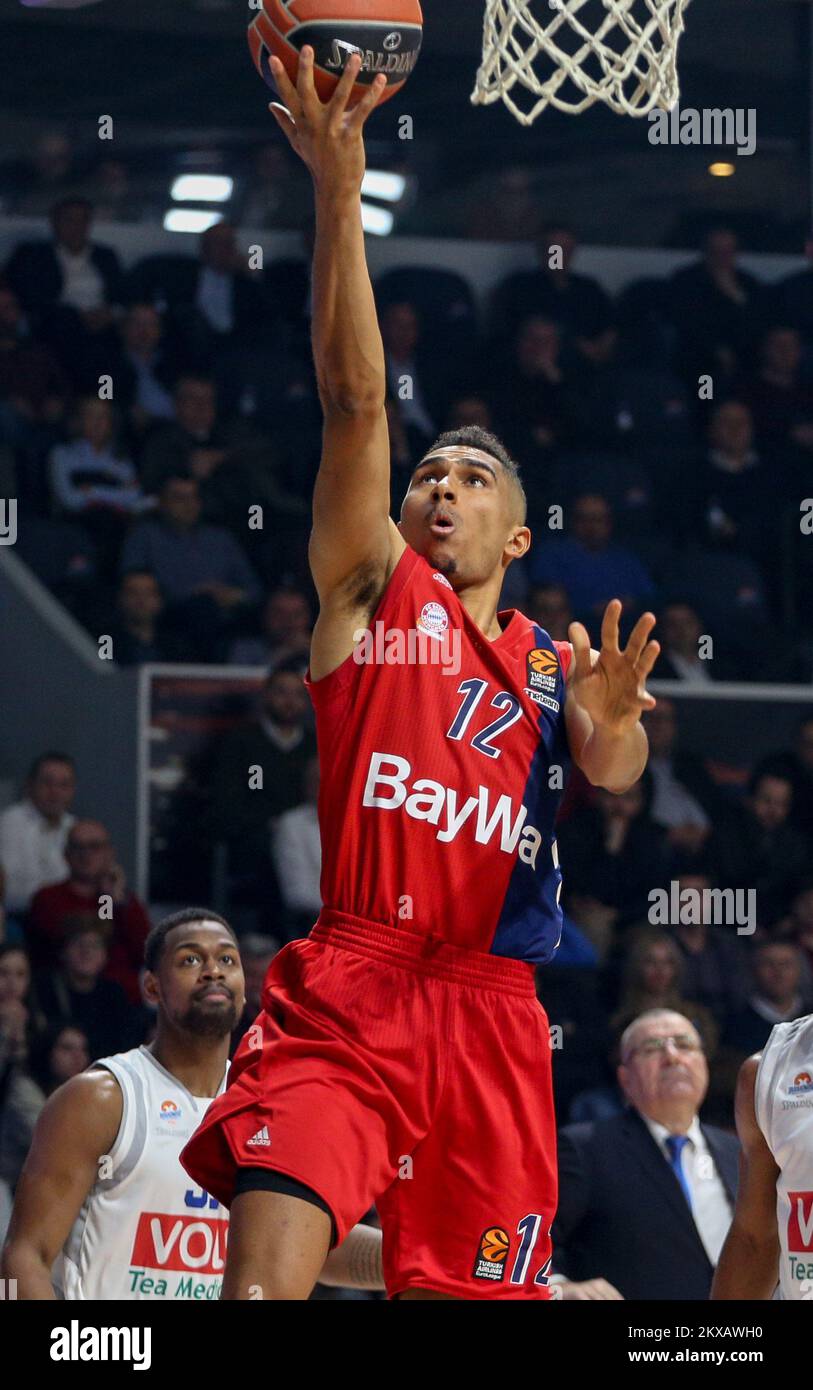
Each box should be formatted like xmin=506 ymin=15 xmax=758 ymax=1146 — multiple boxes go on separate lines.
xmin=304 ymin=545 xmax=572 ymax=963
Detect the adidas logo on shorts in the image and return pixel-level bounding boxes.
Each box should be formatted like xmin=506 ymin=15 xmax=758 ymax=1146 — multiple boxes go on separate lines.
xmin=246 ymin=1126 xmax=271 ymax=1148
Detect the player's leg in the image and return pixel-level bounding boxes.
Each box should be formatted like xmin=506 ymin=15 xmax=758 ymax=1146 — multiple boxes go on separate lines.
xmin=222 ymin=1188 xmax=332 ymax=1300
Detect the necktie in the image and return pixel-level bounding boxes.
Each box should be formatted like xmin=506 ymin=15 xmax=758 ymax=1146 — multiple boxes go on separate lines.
xmin=665 ymin=1134 xmax=693 ymax=1208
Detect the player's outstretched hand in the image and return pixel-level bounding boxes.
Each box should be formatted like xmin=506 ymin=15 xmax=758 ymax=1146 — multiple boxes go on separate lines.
xmin=268 ymin=45 xmax=386 ymax=194
xmin=568 ymin=599 xmax=659 ymax=735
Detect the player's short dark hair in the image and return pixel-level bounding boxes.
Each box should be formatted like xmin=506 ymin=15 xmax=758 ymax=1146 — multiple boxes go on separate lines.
xmin=144 ymin=907 xmax=236 ymax=974
xmin=27 ymin=750 xmax=75 ymax=782
xmin=423 ymin=425 xmax=527 ymax=522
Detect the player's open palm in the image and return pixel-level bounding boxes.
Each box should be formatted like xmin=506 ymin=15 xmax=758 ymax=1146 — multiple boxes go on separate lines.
xmin=568 ymin=599 xmax=659 ymax=734
xmin=268 ymin=45 xmax=386 ymax=192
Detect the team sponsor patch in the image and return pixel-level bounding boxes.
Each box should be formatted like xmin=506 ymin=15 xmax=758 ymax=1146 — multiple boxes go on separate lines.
xmin=159 ymin=1100 xmax=182 ymax=1122
xmin=432 ymin=571 xmax=453 ymax=590
xmin=472 ymin=1226 xmax=510 ymax=1282
xmin=789 ymin=1071 xmax=813 ymax=1095
xmin=130 ymin=1211 xmax=227 ymax=1274
xmin=524 ymin=688 xmax=561 ymax=713
xmin=418 ymin=601 xmax=449 ymax=638
xmin=787 ymin=1192 xmax=813 ymax=1252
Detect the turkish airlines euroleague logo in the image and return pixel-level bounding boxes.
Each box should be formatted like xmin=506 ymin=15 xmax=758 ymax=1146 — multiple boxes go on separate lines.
xmin=787 ymin=1192 xmax=813 ymax=1251
xmin=131 ymin=1212 xmax=228 ymax=1273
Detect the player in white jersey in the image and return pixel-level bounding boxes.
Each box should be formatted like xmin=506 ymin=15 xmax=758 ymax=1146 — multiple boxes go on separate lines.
xmin=712 ymin=1013 xmax=813 ymax=1300
xmin=2 ymin=908 xmax=384 ymax=1299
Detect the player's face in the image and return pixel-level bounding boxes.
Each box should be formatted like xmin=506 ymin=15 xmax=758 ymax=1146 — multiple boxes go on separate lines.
xmin=150 ymin=922 xmax=245 ymax=1039
xmin=399 ymin=447 xmax=528 ymax=586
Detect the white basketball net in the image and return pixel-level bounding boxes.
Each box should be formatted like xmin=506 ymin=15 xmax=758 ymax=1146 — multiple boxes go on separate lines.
xmin=472 ymin=0 xmax=692 ymax=124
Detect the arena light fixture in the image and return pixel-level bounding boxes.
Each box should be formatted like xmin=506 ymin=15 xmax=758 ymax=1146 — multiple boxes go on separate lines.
xmin=360 ymin=202 xmax=394 ymax=237
xmin=171 ymin=174 xmax=234 ymax=204
xmin=360 ymin=171 xmax=407 ymax=204
xmin=163 ymin=209 xmax=224 ymax=234
xmin=708 ymin=162 xmax=736 ymax=178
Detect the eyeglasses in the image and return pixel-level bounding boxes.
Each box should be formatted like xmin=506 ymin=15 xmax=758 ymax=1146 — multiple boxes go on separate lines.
xmin=626 ymin=1034 xmax=704 ymax=1059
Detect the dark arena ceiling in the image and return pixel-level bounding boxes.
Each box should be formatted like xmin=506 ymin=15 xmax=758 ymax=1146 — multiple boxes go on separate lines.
xmin=0 ymin=0 xmax=810 ymax=248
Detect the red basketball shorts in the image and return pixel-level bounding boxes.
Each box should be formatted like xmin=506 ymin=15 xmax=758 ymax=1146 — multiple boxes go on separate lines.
xmin=180 ymin=911 xmax=558 ymax=1299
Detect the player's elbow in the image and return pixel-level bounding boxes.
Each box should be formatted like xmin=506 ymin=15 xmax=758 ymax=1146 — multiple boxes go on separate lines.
xmin=320 ymin=383 xmax=386 ymax=417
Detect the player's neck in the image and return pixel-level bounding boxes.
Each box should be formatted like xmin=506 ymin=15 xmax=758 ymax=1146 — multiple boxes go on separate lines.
xmin=455 ymin=577 xmax=508 ymax=642
xmin=147 ymin=1029 xmax=230 ymax=1098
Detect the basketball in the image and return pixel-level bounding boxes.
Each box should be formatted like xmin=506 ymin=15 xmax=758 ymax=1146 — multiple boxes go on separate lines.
xmin=248 ymin=1 xmax=424 ymax=108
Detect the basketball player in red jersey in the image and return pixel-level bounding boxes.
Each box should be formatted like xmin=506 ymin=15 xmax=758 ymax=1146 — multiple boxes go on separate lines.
xmin=181 ymin=47 xmax=660 ymax=1300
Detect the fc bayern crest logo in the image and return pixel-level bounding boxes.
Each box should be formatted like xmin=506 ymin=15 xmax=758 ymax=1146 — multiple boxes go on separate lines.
xmin=418 ymin=601 xmax=449 ymax=637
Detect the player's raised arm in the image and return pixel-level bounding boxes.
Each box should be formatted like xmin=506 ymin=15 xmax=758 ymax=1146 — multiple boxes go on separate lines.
xmin=1 ymin=1070 xmax=122 ymax=1298
xmin=710 ymin=1056 xmax=781 ymax=1299
xmin=268 ymin=49 xmax=405 ymax=648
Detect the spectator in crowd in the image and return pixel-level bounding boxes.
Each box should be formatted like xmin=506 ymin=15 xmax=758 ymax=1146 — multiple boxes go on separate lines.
xmin=0 ymin=945 xmax=44 ymax=1073
xmin=48 ymin=397 xmax=145 ymax=538
xmin=557 ymin=773 xmax=671 ymax=955
xmin=680 ymin=401 xmax=780 ymax=568
xmin=272 ymin=755 xmax=321 ymax=935
xmin=35 ymin=920 xmax=134 ymax=1061
xmin=650 ymin=600 xmax=742 ymax=682
xmin=527 ymin=583 xmax=572 ymax=642
xmin=609 ymin=928 xmax=718 ymax=1053
xmin=231 ymin=932 xmax=281 ymax=1050
xmin=0 ymin=130 xmax=78 ymax=216
xmin=139 ymin=373 xmax=303 ymax=538
xmin=105 ymin=570 xmax=195 ymax=666
xmin=492 ymin=316 xmax=582 ymax=511
xmin=108 ymin=302 xmax=176 ymax=443
xmin=234 ymin=141 xmax=313 ymax=232
xmin=3 ymin=197 xmax=124 ymax=388
xmin=209 ymin=666 xmax=316 ymax=901
xmin=491 ymin=222 xmax=613 ymax=350
xmin=669 ymin=226 xmax=760 ymax=386
xmin=641 ymin=698 xmax=723 ymax=856
xmin=0 ymin=282 xmax=68 ymax=465
xmin=381 ymin=301 xmax=443 ymax=463
xmin=777 ymin=877 xmax=813 ymax=980
xmin=529 ymin=492 xmax=655 ymax=630
xmin=666 ymin=865 xmax=750 ymax=1025
xmin=228 ymin=586 xmax=313 ymax=671
xmin=27 ymin=819 xmax=150 ymax=1002
xmin=119 ymin=473 xmax=261 ymax=658
xmin=128 ymin=221 xmax=267 ymax=364
xmin=739 ymin=324 xmax=813 ymax=456
xmin=759 ymin=715 xmax=813 ymax=841
xmin=774 ymin=235 xmax=813 ymax=346
xmin=723 ymin=941 xmax=810 ymax=1055
xmin=708 ymin=767 xmax=810 ymax=928
xmin=553 ymin=1008 xmax=738 ymax=1300
xmin=0 ymin=1022 xmax=89 ymax=1241
xmin=0 ymin=752 xmax=76 ymax=920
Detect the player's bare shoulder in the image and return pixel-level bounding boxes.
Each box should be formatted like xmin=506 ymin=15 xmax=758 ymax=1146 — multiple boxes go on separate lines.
xmin=34 ymin=1067 xmax=123 ymax=1156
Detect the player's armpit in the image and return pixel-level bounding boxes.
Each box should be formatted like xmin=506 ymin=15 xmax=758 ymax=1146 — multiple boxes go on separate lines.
xmin=710 ymin=1055 xmax=781 ymax=1300
xmin=1 ymin=1069 xmax=122 ymax=1298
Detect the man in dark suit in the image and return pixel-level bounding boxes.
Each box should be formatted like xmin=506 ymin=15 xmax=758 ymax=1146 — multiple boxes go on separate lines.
xmin=3 ymin=197 xmax=123 ymax=388
xmin=553 ymin=1008 xmax=739 ymax=1299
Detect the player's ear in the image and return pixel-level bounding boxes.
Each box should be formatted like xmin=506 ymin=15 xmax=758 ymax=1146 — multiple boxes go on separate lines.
xmin=142 ymin=969 xmax=160 ymax=1006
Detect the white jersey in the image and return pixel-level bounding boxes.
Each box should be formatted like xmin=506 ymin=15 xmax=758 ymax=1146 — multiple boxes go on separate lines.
xmin=754 ymin=1015 xmax=813 ymax=1301
xmin=54 ymin=1045 xmax=229 ymax=1301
